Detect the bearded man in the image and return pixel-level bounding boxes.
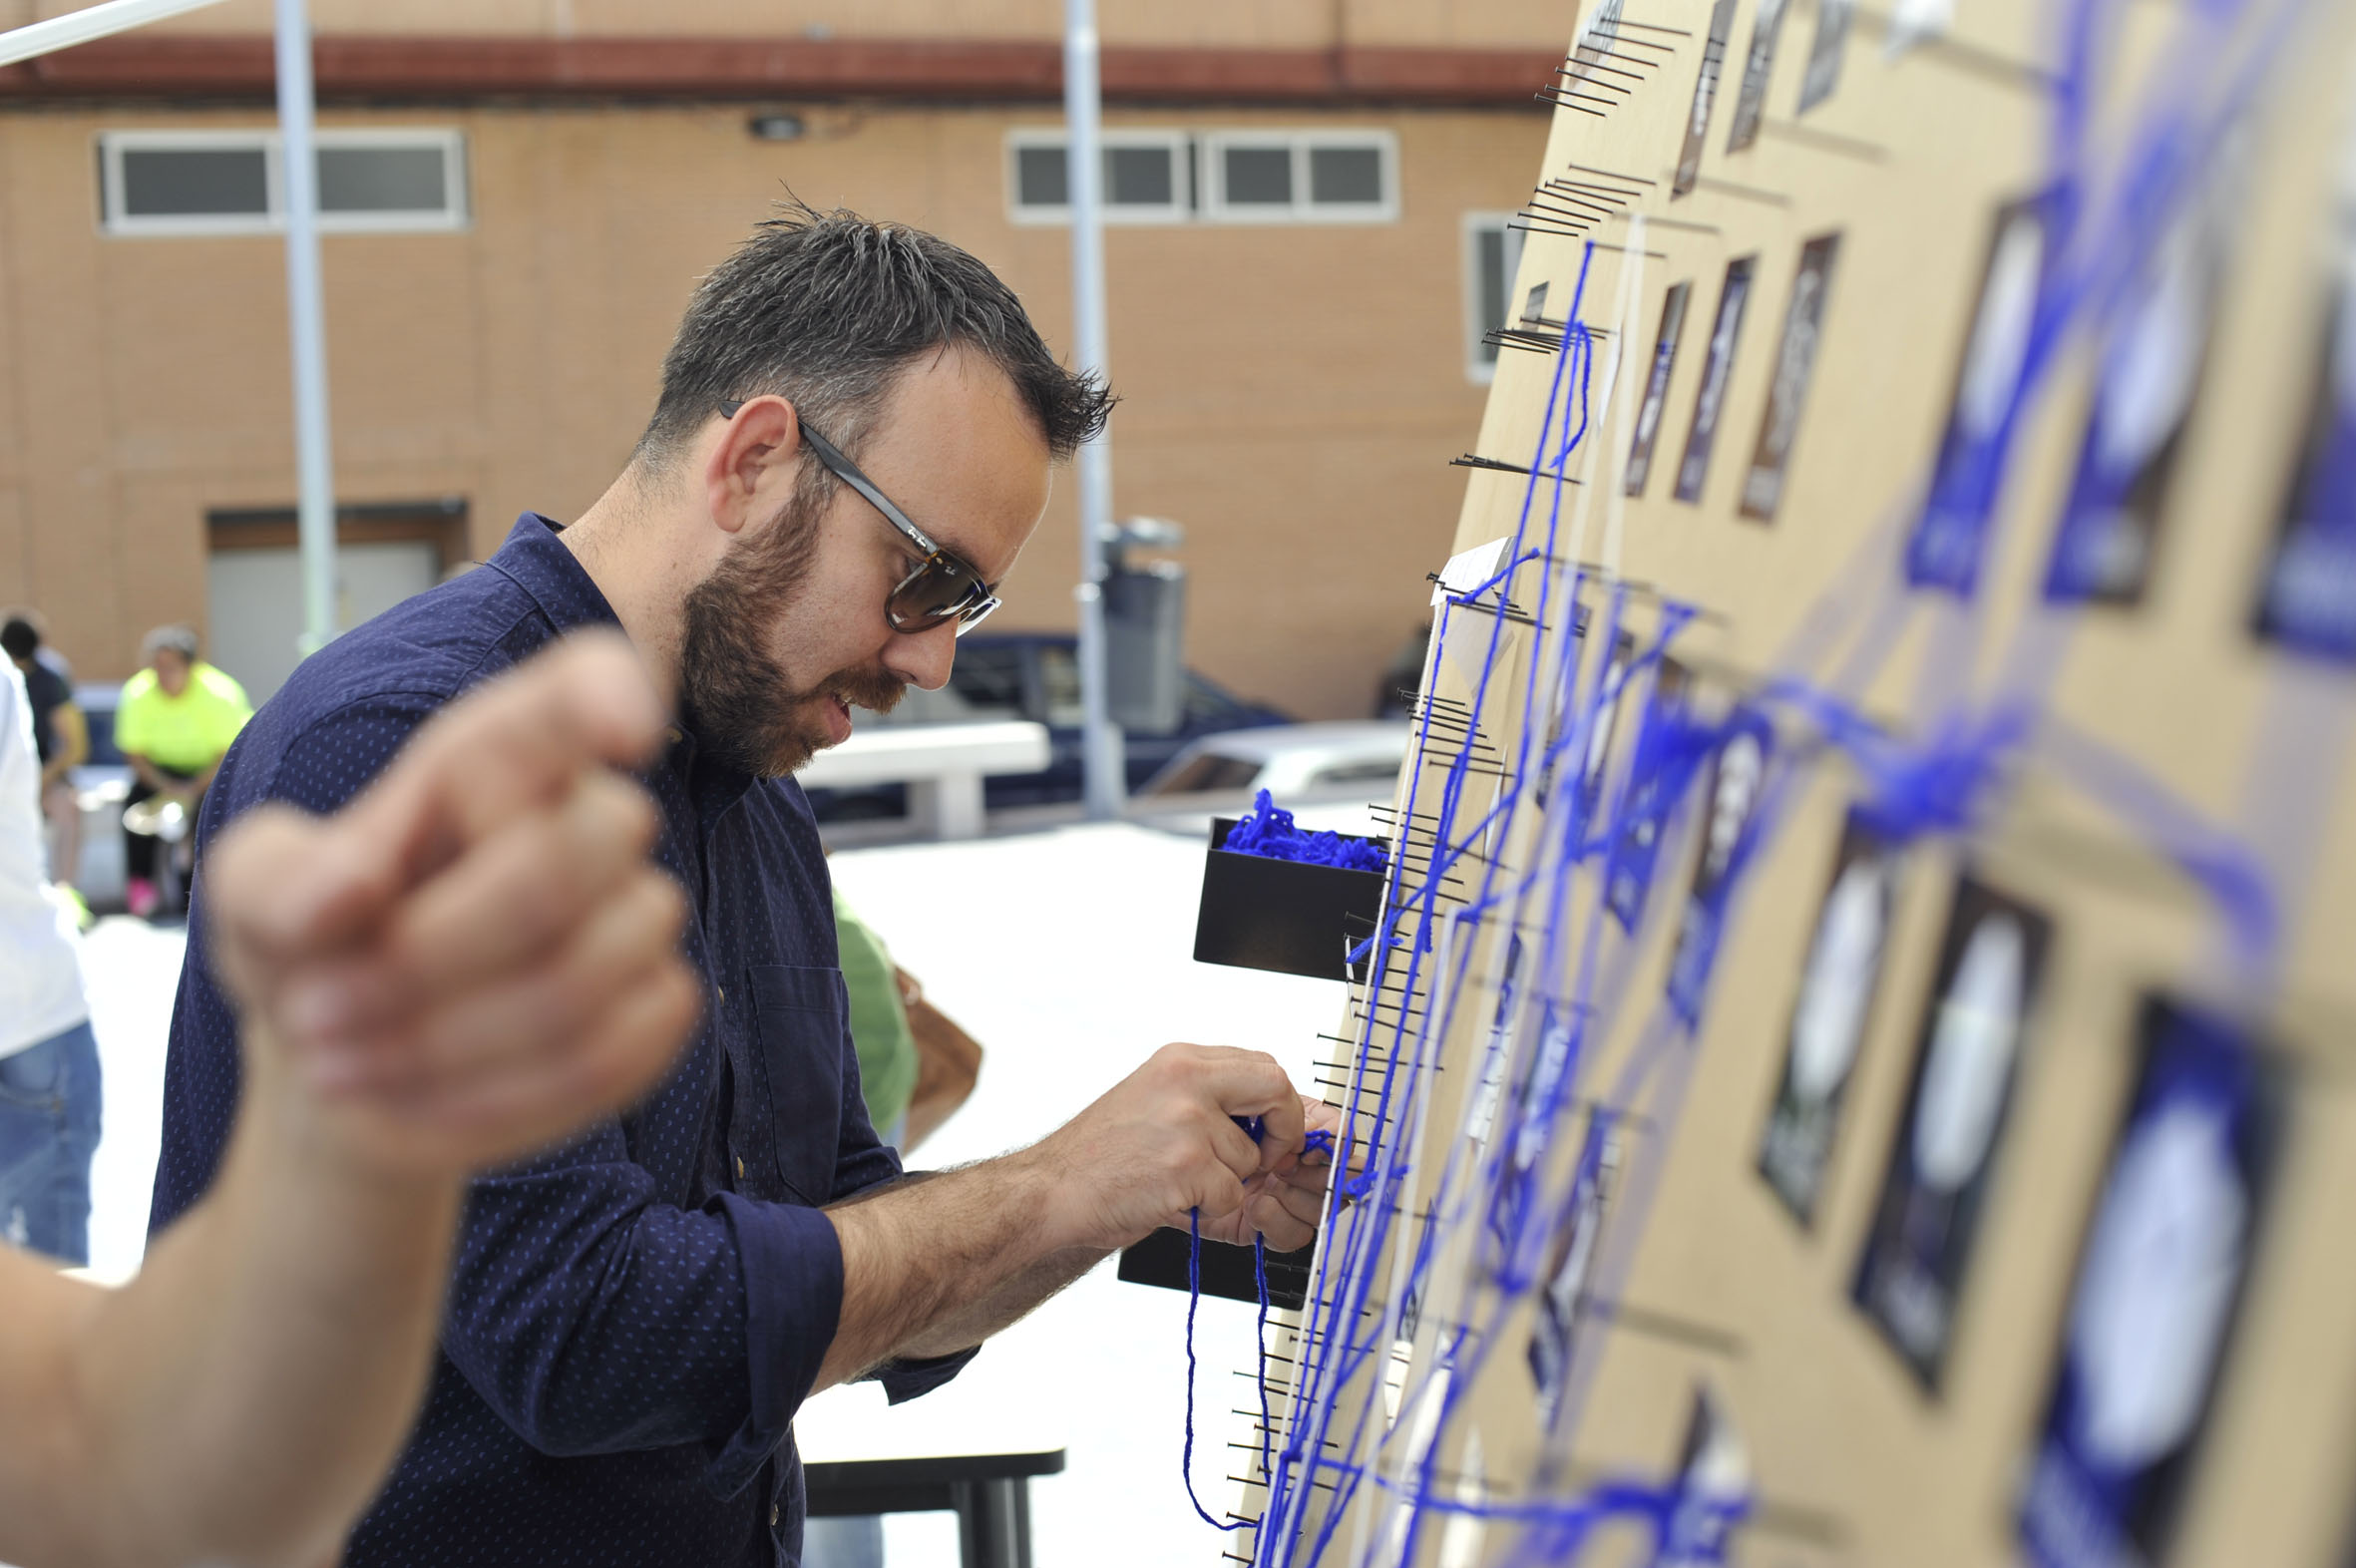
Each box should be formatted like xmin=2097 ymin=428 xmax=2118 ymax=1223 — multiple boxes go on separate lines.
xmin=151 ymin=206 xmax=1335 ymax=1567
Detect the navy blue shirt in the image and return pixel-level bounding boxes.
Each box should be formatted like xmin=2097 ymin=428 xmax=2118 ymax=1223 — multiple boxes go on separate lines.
xmin=150 ymin=516 xmax=973 ymax=1566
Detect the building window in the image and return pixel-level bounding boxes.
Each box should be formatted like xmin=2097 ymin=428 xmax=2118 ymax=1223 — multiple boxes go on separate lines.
xmin=1464 ymin=213 xmax=1529 ymax=383
xmin=1007 ymin=130 xmax=1192 ymax=224
xmin=1203 ymin=131 xmax=1397 ymax=222
xmin=1006 ymin=129 xmax=1397 ymax=225
xmin=99 ymin=130 xmax=469 ymax=235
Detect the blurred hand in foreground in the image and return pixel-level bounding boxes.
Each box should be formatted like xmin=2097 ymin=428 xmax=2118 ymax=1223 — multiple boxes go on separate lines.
xmin=205 ymin=629 xmax=700 ymax=1173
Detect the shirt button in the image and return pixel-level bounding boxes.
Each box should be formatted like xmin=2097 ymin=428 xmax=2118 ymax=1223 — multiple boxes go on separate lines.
xmin=770 ymin=1503 xmax=780 ymax=1528
xmin=717 ymin=985 xmax=726 ymax=1005
xmin=735 ymin=1155 xmax=746 ymax=1180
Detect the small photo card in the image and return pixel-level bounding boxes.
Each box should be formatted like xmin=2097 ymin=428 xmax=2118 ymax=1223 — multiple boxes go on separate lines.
xmin=1725 ymin=0 xmax=1792 ymax=154
xmin=2043 ymin=177 xmax=2228 ymax=604
xmin=2019 ymin=998 xmax=2283 ymax=1568
xmin=1675 ymin=257 xmax=1761 ymax=505
xmin=1674 ymin=0 xmax=1745 ymax=197
xmin=1852 ymin=876 xmax=2051 ymax=1389
xmin=1797 ymin=0 xmax=1856 ymax=114
xmin=1741 ymin=232 xmax=1843 ymax=522
xmin=1758 ymin=812 xmax=1897 ymax=1225
xmin=1905 ymin=194 xmax=2056 ymax=593
xmin=1627 ymin=281 xmax=1696 ymax=497
xmin=1665 ymin=711 xmax=1774 ymax=1025
xmin=2252 ymin=287 xmax=2356 ymax=664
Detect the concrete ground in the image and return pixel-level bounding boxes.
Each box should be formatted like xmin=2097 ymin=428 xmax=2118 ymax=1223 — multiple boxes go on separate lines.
xmin=73 ymin=812 xmax=1355 ymax=1565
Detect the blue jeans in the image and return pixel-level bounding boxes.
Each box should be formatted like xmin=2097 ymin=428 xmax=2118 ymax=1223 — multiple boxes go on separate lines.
xmin=0 ymin=1019 xmax=102 ymax=1267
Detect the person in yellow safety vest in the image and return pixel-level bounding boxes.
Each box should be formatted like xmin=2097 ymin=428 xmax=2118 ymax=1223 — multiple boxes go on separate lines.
xmin=116 ymin=624 xmax=251 ymax=919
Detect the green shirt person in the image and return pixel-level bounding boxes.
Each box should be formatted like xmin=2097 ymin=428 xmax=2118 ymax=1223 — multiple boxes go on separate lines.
xmin=116 ymin=624 xmax=251 ymax=916
xmin=834 ymin=888 xmax=919 ymax=1144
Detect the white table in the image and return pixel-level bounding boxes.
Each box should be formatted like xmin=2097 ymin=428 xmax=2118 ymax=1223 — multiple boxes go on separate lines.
xmin=798 ymin=720 xmax=1051 ymax=840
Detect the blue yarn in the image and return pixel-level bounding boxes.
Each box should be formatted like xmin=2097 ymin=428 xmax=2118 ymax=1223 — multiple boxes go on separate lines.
xmin=1179 ymin=1120 xmax=1340 ymax=1537
xmin=1231 ymin=1114 xmax=1339 ymax=1164
xmin=1181 ymin=1205 xmax=1258 ymax=1534
xmin=1222 ymin=790 xmax=1389 ymax=874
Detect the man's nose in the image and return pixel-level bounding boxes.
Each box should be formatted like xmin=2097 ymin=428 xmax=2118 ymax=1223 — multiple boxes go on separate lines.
xmin=883 ymin=620 xmax=960 ymax=692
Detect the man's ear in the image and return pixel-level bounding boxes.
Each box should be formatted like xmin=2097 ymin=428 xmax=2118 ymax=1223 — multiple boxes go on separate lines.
xmin=703 ymin=395 xmax=803 ymax=538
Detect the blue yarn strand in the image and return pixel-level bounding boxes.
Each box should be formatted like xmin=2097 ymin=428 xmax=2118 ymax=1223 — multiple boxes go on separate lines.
xmin=1182 ymin=1206 xmax=1251 ymax=1534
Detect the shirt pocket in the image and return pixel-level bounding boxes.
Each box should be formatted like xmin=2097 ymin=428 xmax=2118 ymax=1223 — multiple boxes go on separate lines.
xmin=742 ymin=964 xmax=849 ymax=1207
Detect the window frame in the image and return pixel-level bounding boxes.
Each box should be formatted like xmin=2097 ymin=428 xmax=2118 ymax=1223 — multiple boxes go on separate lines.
xmin=1462 ymin=211 xmax=1528 ymax=385
xmin=1203 ymin=129 xmax=1398 ymax=224
xmin=1004 ymin=128 xmax=1193 ymax=226
xmin=98 ymin=128 xmax=471 ymax=237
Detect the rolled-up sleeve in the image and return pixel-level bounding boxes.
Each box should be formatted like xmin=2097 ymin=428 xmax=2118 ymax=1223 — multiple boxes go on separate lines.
xmin=444 ymin=1129 xmax=846 ymax=1496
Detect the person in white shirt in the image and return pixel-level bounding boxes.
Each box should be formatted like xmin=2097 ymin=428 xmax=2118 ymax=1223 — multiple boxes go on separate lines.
xmin=0 ymin=658 xmax=98 ymax=1264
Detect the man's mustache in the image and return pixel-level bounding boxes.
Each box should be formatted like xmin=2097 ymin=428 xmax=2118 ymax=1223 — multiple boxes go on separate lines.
xmin=825 ymin=670 xmax=908 ymax=714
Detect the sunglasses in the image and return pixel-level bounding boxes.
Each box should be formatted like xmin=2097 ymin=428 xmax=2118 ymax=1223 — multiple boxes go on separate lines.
xmin=719 ymin=399 xmax=1002 ymax=636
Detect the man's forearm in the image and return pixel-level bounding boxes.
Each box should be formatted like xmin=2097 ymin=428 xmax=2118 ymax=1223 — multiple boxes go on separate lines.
xmin=891 ymin=1244 xmax=1105 ymax=1362
xmin=69 ymin=1052 xmax=464 ymax=1568
xmin=819 ymin=1150 xmax=1084 ymax=1387
xmin=817 ymin=1044 xmax=1339 ymax=1387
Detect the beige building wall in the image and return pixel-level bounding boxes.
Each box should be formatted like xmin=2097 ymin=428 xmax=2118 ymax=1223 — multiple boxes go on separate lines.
xmin=40 ymin=0 xmax=1570 ymax=51
xmin=0 ymin=97 xmax=1546 ymax=716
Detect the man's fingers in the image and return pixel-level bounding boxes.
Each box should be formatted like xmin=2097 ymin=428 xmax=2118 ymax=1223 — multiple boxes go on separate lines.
xmin=307 ymin=868 xmax=687 ymax=1097
xmin=1190 ymin=1168 xmax=1250 ymax=1224
xmin=342 ymin=632 xmax=667 ymax=882
xmin=1245 ymin=1190 xmax=1318 ymax=1253
xmin=1256 ymin=1171 xmax=1327 ymax=1230
xmin=1188 ymin=1049 xmax=1305 ymax=1172
xmin=205 ymin=806 xmax=405 ymax=987
xmin=424 ymin=958 xmax=700 ymax=1143
xmin=1272 ymin=1094 xmax=1345 ymax=1179
xmin=1205 ymin=1112 xmax=1262 ymax=1186
xmin=330 ymin=957 xmax=700 ymax=1170
xmin=282 ymin=773 xmax=661 ymax=1041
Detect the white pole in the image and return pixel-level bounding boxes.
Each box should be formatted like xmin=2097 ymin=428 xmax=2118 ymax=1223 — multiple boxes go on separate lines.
xmin=1062 ymin=0 xmax=1124 ymax=820
xmin=274 ymin=0 xmax=337 ymax=655
xmin=0 ymin=0 xmax=234 ymax=69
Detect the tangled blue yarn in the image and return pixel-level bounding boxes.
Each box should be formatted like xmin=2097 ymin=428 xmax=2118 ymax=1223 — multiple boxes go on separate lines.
xmin=1222 ymin=790 xmax=1389 ymax=874
xmin=1233 ymin=1115 xmax=1338 ymax=1162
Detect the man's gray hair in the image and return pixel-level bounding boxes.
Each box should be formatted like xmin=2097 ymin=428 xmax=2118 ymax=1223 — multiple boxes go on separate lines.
xmin=634 ymin=200 xmax=1113 ymax=471
xmin=141 ymin=623 xmax=199 ymax=663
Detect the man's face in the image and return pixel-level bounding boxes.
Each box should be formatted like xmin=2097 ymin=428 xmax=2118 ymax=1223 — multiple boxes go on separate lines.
xmin=679 ymin=348 xmax=1052 ymax=777
xmin=153 ymin=649 xmax=192 ymax=696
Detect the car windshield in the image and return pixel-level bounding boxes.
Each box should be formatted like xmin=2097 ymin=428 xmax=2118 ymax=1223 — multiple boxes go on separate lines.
xmin=1308 ymin=759 xmax=1401 ymax=789
xmin=1144 ymin=750 xmax=1265 ymax=796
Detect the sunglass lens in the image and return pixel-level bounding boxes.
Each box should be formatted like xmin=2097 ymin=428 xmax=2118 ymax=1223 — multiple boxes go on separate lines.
xmin=889 ymin=557 xmax=984 ymax=630
xmin=953 ymin=596 xmax=1001 ymax=636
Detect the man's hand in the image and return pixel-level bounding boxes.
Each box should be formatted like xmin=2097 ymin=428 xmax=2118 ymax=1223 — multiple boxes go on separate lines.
xmin=1022 ymin=1044 xmax=1342 ymax=1253
xmin=204 ymin=633 xmax=700 ymax=1176
xmin=1196 ymin=1092 xmax=1339 ymax=1249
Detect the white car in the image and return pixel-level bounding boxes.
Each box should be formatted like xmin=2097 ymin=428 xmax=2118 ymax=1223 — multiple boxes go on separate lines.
xmin=1133 ymin=721 xmax=1412 ymax=839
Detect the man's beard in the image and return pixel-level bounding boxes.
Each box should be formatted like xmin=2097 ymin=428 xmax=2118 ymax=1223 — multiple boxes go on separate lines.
xmin=677 ymin=494 xmax=908 ymax=777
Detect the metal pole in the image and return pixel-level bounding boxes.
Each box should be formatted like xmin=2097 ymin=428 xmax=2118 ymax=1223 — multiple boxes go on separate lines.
xmin=1062 ymin=0 xmax=1124 ymax=821
xmin=0 ymin=0 xmax=234 ymax=69
xmin=274 ymin=0 xmax=337 ymax=655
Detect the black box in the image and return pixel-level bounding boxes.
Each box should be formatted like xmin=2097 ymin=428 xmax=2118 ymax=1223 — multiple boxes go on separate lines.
xmin=1117 ymin=1225 xmax=1317 ymax=1312
xmin=1193 ymin=818 xmax=1388 ymax=982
